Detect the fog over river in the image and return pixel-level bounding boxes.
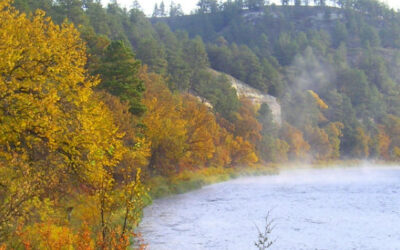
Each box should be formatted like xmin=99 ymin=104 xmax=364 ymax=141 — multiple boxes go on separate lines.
xmin=138 ymin=165 xmax=400 ymax=249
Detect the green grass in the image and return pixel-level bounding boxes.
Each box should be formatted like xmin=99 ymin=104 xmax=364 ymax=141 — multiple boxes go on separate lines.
xmin=147 ymin=164 xmax=279 ymax=199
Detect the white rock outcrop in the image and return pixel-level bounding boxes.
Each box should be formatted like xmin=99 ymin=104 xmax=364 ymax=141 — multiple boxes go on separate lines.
xmin=208 ymin=69 xmax=282 ymax=125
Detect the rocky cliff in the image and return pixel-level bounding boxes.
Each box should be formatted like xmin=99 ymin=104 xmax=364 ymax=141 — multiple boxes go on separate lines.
xmin=208 ymin=68 xmax=282 ymax=125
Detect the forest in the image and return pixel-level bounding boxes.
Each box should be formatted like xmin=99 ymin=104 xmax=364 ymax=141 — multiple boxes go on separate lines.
xmin=0 ymin=0 xmax=399 ymax=248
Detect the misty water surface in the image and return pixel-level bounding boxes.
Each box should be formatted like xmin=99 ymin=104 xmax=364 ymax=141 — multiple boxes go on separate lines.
xmin=138 ymin=166 xmax=400 ymax=249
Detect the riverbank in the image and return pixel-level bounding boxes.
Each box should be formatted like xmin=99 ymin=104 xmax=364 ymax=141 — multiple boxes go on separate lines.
xmin=147 ymin=160 xmax=400 ymax=199
xmin=146 ymin=160 xmax=400 ymax=200
xmin=147 ymin=164 xmax=279 ymax=199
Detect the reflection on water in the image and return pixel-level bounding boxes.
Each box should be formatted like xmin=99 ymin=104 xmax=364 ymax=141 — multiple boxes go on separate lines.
xmin=138 ymin=166 xmax=400 ymax=250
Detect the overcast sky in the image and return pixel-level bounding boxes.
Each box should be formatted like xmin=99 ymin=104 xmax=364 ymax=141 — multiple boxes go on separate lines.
xmin=102 ymin=0 xmax=400 ymax=16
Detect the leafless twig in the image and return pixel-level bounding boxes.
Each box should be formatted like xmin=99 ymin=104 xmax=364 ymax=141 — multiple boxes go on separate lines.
xmin=254 ymin=211 xmax=276 ymax=249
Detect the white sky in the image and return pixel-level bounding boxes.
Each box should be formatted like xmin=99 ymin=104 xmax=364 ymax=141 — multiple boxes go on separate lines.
xmin=102 ymin=0 xmax=400 ymax=16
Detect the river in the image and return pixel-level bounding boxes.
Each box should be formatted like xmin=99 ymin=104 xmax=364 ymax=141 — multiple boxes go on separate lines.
xmin=138 ymin=166 xmax=400 ymax=249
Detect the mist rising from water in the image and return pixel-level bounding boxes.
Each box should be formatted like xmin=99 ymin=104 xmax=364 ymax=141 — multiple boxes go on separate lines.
xmin=139 ymin=164 xmax=400 ymax=249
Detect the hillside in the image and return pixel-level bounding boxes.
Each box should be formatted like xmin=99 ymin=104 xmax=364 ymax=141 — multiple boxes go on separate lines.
xmin=151 ymin=1 xmax=400 ymax=161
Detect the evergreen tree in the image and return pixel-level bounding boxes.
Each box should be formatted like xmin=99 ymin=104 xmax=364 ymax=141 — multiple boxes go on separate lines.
xmin=96 ymin=41 xmax=146 ymax=116
xmin=159 ymin=1 xmax=166 ymax=17
xmin=170 ymin=1 xmax=184 ymax=17
xmin=132 ymin=0 xmax=141 ymax=10
xmin=152 ymin=3 xmax=159 ymax=17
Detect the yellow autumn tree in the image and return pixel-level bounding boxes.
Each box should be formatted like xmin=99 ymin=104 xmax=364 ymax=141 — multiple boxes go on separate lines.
xmin=179 ymin=94 xmax=218 ymax=169
xmin=99 ymin=91 xmax=150 ymax=180
xmin=142 ymin=68 xmax=221 ymax=173
xmin=141 ymin=67 xmax=258 ymax=173
xmin=307 ymin=90 xmax=329 ymax=109
xmin=99 ymin=92 xmax=150 ymax=239
xmin=141 ymin=68 xmax=188 ymax=175
xmin=211 ymin=116 xmax=258 ymax=167
xmin=0 ymin=2 xmax=146 ymax=246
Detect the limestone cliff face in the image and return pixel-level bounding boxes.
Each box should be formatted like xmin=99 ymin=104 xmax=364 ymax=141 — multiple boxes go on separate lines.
xmin=208 ymin=68 xmax=282 ymax=125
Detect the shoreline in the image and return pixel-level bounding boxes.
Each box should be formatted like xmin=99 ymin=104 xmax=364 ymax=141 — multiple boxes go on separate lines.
xmin=146 ymin=160 xmax=399 ymax=200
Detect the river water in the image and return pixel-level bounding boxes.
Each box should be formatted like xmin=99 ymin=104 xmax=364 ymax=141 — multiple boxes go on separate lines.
xmin=138 ymin=166 xmax=400 ymax=249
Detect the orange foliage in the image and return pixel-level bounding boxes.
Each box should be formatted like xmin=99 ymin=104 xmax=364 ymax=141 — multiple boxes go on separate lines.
xmin=141 ymin=67 xmax=261 ymax=175
xmin=210 ymin=125 xmax=233 ymax=167
xmin=141 ymin=68 xmax=187 ymax=174
xmin=95 ymin=227 xmax=131 ymax=250
xmin=14 ymin=221 xmax=80 ymax=249
xmin=179 ymin=95 xmax=218 ymax=169
xmin=99 ymin=91 xmax=150 ymax=177
xmin=280 ymin=123 xmax=310 ymax=160
xmin=141 ymin=66 xmax=259 ymax=173
xmin=75 ymin=223 xmax=95 ymax=250
xmin=12 ymin=220 xmax=146 ymax=250
xmin=229 ymin=136 xmax=259 ymax=166
xmin=211 ymin=119 xmax=258 ymax=167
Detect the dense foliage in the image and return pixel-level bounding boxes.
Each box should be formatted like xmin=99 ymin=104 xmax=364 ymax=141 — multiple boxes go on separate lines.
xmin=1 ymin=0 xmax=400 ymax=248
